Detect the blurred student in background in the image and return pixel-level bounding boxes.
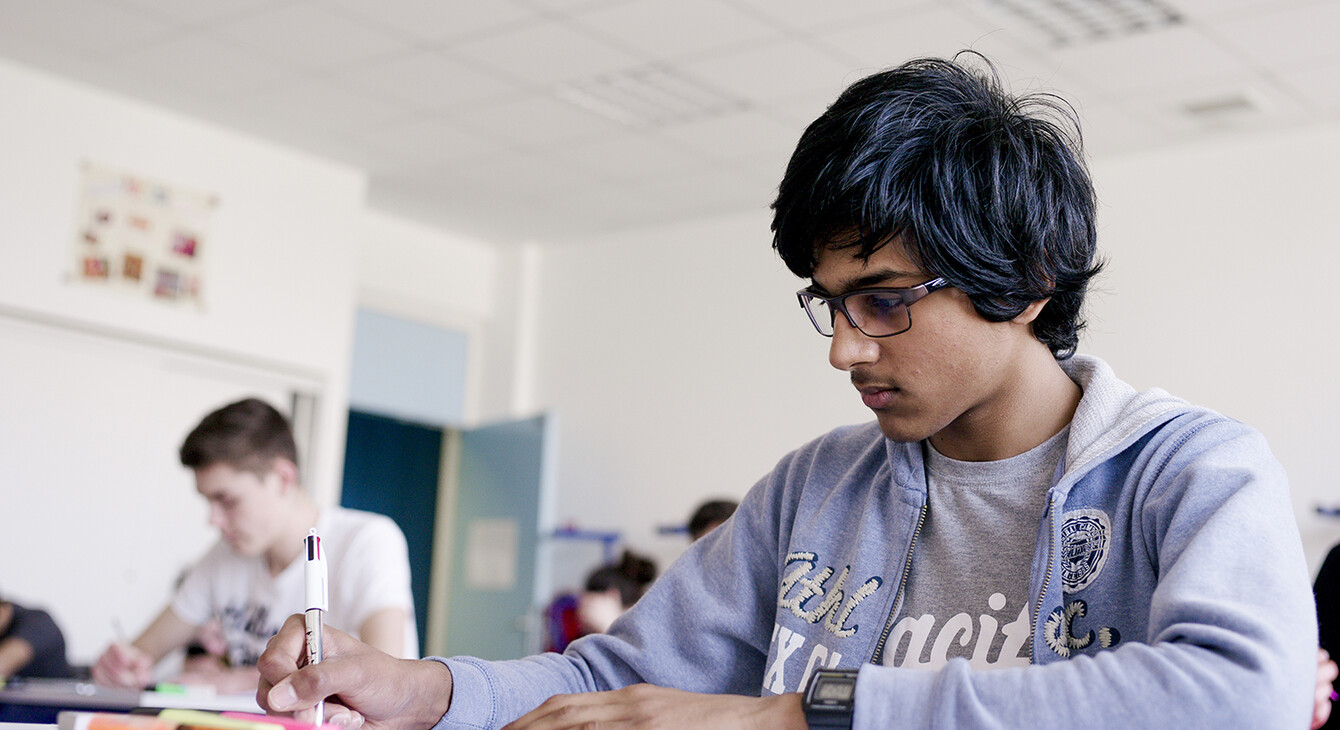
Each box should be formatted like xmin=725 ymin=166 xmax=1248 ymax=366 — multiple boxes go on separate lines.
xmin=686 ymin=499 xmax=738 ymax=542
xmin=0 ymin=593 xmax=75 ymax=680
xmin=92 ymin=397 xmax=416 ymax=692
xmin=547 ymin=550 xmax=657 ymax=652
xmin=577 ymin=550 xmax=657 ymax=635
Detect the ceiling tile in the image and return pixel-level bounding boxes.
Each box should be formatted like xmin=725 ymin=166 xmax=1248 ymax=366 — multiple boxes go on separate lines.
xmin=112 ymin=0 xmax=287 ymax=25
xmin=324 ymin=0 xmax=537 ymax=42
xmin=570 ymin=0 xmax=781 ymax=60
xmin=540 ymin=132 xmax=706 ymax=181
xmin=449 ymin=19 xmax=641 ymax=86
xmin=449 ymin=91 xmax=626 ymax=148
xmin=1164 ymin=0 xmax=1317 ymax=22
xmin=723 ymin=0 xmax=935 ymax=33
xmin=1051 ymin=25 xmax=1250 ymax=96
xmin=816 ymin=5 xmax=1007 ymax=70
xmin=1270 ymin=56 xmax=1340 ymax=115
xmin=344 ymin=116 xmax=509 ymax=173
xmin=105 ymin=32 xmax=297 ymax=97
xmin=656 ymin=108 xmax=801 ymax=162
xmin=513 ymin=0 xmax=628 ymax=13
xmin=0 ymin=0 xmax=172 ymax=57
xmin=432 ymin=150 xmax=604 ymax=199
xmin=680 ymin=39 xmax=860 ymax=104
xmin=1209 ymin=2 xmax=1340 ymax=70
xmin=209 ymin=1 xmax=410 ymax=72
xmin=329 ymin=50 xmax=525 ymax=112
xmin=227 ymin=78 xmax=414 ymax=141
xmin=1077 ymin=100 xmax=1179 ymax=159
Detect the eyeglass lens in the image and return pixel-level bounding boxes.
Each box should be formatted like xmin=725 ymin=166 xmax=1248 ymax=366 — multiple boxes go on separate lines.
xmin=804 ymin=291 xmax=912 ymax=337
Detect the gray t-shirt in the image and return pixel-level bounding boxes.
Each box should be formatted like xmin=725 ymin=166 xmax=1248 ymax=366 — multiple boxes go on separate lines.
xmin=882 ymin=427 xmax=1068 ymax=671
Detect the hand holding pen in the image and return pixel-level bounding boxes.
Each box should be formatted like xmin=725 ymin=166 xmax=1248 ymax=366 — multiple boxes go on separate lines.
xmin=257 ymin=615 xmax=454 ymax=730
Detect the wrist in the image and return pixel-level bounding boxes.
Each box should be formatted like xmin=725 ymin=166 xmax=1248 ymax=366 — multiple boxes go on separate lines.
xmin=760 ymin=693 xmax=808 ymax=730
xmin=409 ymin=659 xmax=453 ymax=730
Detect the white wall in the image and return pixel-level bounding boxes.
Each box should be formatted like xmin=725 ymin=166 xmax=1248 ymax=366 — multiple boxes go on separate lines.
xmin=1086 ymin=122 xmax=1340 ymax=573
xmin=530 ymin=212 xmax=870 ymax=575
xmin=526 ymin=120 xmax=1340 ymax=581
xmin=0 ymin=58 xmax=363 ymax=663
xmin=356 ymin=211 xmax=513 ymax=424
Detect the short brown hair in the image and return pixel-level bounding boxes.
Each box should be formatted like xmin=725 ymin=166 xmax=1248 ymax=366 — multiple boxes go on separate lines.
xmin=179 ymin=397 xmax=298 ymax=477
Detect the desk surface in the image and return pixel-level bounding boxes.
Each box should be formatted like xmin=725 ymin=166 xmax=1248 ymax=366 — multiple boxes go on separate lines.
xmin=0 ymin=679 xmax=260 ymax=716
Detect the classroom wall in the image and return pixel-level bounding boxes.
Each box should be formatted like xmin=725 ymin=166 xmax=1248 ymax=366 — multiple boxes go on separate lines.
xmin=1086 ymin=121 xmax=1340 ymax=573
xmin=0 ymin=57 xmax=364 ymax=663
xmin=355 ymin=210 xmax=506 ymax=425
xmin=526 ymin=118 xmax=1340 ymax=581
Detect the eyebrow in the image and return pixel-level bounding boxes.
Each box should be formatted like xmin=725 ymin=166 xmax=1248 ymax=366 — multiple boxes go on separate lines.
xmin=807 ymin=268 xmax=922 ymax=297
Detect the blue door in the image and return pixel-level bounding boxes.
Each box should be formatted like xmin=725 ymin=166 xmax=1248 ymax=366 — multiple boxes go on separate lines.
xmin=339 ymin=409 xmax=441 ymax=656
xmin=445 ymin=414 xmax=554 ymax=660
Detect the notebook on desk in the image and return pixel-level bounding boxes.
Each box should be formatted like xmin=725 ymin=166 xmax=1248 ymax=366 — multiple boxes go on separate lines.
xmin=0 ymin=679 xmax=259 ymax=723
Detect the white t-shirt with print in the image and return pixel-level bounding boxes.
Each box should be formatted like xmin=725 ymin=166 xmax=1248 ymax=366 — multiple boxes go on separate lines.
xmin=172 ymin=506 xmax=418 ymax=664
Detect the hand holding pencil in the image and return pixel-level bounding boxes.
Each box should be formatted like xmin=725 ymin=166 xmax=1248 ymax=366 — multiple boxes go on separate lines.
xmin=92 ymin=641 xmax=154 ymax=689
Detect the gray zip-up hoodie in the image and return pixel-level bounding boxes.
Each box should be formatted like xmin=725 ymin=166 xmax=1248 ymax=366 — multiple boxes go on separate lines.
xmin=432 ymin=354 xmax=1315 ymax=729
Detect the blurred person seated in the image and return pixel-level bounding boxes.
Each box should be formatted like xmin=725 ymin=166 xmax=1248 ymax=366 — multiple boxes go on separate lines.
xmin=92 ymin=398 xmax=416 ymax=692
xmin=0 ymin=594 xmax=75 ymax=680
xmin=686 ymin=499 xmax=739 ymax=542
xmin=546 ymin=550 xmax=657 ymax=652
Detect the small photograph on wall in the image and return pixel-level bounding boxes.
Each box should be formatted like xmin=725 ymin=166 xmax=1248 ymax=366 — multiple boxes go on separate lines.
xmin=69 ymin=161 xmax=217 ymax=308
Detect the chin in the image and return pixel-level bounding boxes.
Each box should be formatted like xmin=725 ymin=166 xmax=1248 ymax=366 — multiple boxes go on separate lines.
xmin=874 ymin=412 xmax=935 ymax=443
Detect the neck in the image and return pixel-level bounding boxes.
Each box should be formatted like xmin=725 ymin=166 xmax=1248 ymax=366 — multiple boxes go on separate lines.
xmin=264 ymin=493 xmax=319 ymax=576
xmin=930 ymin=346 xmax=1081 ymax=462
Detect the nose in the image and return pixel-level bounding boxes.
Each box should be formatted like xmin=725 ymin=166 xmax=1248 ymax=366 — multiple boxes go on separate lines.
xmin=829 ymin=314 xmax=879 ymax=371
xmin=208 ymin=503 xmax=226 ymax=529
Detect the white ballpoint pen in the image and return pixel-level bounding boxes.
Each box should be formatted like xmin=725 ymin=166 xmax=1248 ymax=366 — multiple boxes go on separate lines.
xmin=304 ymin=528 xmax=328 ymax=725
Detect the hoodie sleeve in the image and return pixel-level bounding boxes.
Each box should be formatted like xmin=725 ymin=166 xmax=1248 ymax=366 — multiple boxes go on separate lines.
xmin=853 ymin=416 xmax=1316 ymax=729
xmin=428 ymin=446 xmax=806 ymax=730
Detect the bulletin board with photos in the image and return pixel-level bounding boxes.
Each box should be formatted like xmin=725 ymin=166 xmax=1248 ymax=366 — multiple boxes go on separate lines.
xmin=70 ymin=161 xmax=217 ymax=307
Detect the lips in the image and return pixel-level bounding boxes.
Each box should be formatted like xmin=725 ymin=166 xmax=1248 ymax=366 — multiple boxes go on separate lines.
xmin=853 ymin=378 xmax=899 ymax=409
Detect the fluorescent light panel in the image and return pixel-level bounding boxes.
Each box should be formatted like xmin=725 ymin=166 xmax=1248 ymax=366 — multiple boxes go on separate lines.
xmin=555 ymin=64 xmax=749 ymax=128
xmin=974 ymin=0 xmax=1183 ymax=46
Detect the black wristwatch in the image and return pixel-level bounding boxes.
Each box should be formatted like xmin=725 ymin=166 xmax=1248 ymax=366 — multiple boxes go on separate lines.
xmin=802 ymin=668 xmax=859 ymax=729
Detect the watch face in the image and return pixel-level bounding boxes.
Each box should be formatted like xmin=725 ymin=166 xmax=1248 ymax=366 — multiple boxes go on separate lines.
xmin=814 ymin=677 xmax=856 ymax=702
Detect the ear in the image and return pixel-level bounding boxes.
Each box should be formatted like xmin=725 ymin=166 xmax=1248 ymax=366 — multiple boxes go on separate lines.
xmin=269 ymin=457 xmax=300 ymax=494
xmin=1012 ymin=298 xmax=1050 ymax=326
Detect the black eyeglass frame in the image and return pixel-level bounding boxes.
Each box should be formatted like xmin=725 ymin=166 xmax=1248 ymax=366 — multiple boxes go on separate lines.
xmin=796 ymin=277 xmax=952 ymax=338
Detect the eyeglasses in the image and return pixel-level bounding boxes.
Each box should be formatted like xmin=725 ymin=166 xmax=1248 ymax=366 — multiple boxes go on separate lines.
xmin=797 ymin=277 xmax=951 ymax=337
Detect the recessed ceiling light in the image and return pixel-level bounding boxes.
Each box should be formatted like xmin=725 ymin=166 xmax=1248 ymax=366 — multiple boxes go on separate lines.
xmin=554 ymin=64 xmax=749 ymax=128
xmin=1180 ymin=92 xmax=1264 ymax=125
xmin=971 ymin=0 xmax=1183 ymax=46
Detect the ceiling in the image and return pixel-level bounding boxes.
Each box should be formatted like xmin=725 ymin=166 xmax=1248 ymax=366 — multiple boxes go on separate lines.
xmin=2 ymin=0 xmax=1338 ymax=245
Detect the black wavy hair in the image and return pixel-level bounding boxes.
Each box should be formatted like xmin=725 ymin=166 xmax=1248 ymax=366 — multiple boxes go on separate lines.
xmin=771 ymin=53 xmax=1103 ymax=358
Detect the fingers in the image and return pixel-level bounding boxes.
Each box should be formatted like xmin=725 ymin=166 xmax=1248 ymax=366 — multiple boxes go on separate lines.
xmin=257 ymin=614 xmax=309 ymax=685
xmin=93 ymin=643 xmax=152 ymax=688
xmin=504 ymin=692 xmax=622 ymax=730
xmin=260 ymin=617 xmax=370 ymax=713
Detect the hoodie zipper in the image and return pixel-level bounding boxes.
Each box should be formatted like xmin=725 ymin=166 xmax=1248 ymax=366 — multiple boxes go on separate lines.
xmin=869 ymin=501 xmax=927 ymax=665
xmin=1029 ymin=494 xmax=1058 ymax=663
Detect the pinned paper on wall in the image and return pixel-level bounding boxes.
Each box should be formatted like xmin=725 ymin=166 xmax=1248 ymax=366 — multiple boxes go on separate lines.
xmin=465 ymin=518 xmax=519 ymax=590
xmin=69 ymin=161 xmax=217 ymax=308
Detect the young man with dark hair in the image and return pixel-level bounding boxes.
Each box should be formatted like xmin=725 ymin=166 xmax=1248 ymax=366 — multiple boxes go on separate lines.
xmin=93 ymin=398 xmax=418 ymax=691
xmin=255 ymin=55 xmax=1316 ymax=728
